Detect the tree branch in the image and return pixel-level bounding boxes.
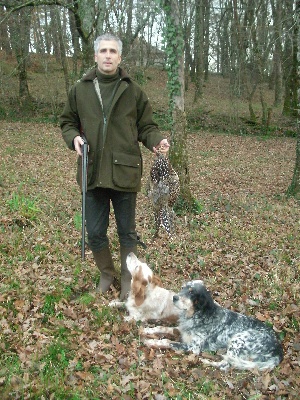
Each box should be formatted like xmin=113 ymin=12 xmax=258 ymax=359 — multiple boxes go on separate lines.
xmin=0 ymin=0 xmax=74 ymax=12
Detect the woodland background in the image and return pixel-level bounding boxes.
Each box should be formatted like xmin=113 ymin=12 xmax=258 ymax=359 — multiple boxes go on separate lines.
xmin=0 ymin=0 xmax=300 ymax=399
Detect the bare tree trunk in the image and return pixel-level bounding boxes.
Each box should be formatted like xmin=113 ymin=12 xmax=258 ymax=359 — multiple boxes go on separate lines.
xmin=44 ymin=7 xmax=51 ymax=54
xmin=95 ymin=0 xmax=106 ymax=36
xmin=72 ymin=0 xmax=99 ymax=73
xmin=50 ymin=6 xmax=64 ymax=63
xmin=81 ymin=38 xmax=95 ymax=73
xmin=31 ymin=7 xmax=45 ymax=54
xmin=248 ymin=84 xmax=258 ymax=122
xmin=286 ymin=0 xmax=300 ymax=198
xmin=55 ymin=7 xmax=69 ymax=94
xmin=0 ymin=6 xmax=12 ymax=55
xmin=10 ymin=7 xmax=32 ymax=99
xmin=182 ymin=0 xmax=193 ymax=89
xmin=283 ymin=0 xmax=298 ymax=117
xmin=68 ymin=9 xmax=80 ymax=78
xmin=287 ymin=134 xmax=300 ymax=199
xmin=194 ymin=0 xmax=204 ymax=101
xmin=122 ymin=0 xmax=133 ymax=56
xmin=230 ymin=0 xmax=246 ymax=97
xmin=203 ymin=0 xmax=210 ymax=81
xmin=271 ymin=0 xmax=283 ymax=107
xmin=219 ymin=0 xmax=230 ymax=77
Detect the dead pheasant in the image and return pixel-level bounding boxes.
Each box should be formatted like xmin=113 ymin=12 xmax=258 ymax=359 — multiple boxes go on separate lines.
xmin=146 ymin=148 xmax=180 ymax=237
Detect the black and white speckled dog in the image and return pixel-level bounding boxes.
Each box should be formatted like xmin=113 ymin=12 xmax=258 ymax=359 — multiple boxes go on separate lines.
xmin=143 ymin=280 xmax=283 ymax=370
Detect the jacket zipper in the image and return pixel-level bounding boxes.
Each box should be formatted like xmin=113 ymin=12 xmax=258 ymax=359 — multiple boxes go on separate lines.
xmin=93 ymin=77 xmax=125 ymax=186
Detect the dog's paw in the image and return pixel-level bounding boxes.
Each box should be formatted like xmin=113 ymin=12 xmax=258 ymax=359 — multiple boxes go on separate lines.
xmin=143 ymin=338 xmax=171 ymax=348
xmin=142 ymin=326 xmax=164 ymax=335
xmin=199 ymin=357 xmax=230 ymax=370
xmin=108 ymin=300 xmax=125 ymax=308
xmin=142 ymin=327 xmax=154 ymax=335
xmin=124 ymin=315 xmax=136 ymax=322
xmin=170 ymin=342 xmax=188 ymax=352
xmin=142 ymin=326 xmax=176 ymax=337
xmin=199 ymin=357 xmax=213 ymax=365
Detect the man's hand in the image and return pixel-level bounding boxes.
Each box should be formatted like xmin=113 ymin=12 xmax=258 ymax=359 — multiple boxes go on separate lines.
xmin=153 ymin=139 xmax=170 ymax=154
xmin=74 ymin=135 xmax=85 ymax=156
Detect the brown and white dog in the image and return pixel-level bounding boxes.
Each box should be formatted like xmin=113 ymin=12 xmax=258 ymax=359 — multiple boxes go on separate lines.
xmin=109 ymin=253 xmax=180 ymax=323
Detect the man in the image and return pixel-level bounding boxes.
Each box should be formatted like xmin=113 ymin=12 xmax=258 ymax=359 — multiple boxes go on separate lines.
xmin=60 ymin=33 xmax=169 ymax=300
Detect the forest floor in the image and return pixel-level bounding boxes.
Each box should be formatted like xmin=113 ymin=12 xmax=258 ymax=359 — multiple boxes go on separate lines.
xmin=0 ymin=56 xmax=299 ymax=398
xmin=0 ymin=120 xmax=299 ymax=399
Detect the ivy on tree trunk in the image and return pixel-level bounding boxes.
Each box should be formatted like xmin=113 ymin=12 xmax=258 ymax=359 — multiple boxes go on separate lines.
xmin=286 ymin=0 xmax=300 ymax=199
xmin=159 ymin=0 xmax=196 ymax=212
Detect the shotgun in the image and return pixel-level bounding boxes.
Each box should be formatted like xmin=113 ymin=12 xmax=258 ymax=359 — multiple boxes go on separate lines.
xmin=81 ymin=135 xmax=88 ymax=260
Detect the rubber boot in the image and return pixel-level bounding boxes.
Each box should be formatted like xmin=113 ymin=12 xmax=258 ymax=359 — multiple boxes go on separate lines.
xmin=119 ymin=246 xmax=137 ymax=300
xmin=93 ymin=247 xmax=116 ymax=293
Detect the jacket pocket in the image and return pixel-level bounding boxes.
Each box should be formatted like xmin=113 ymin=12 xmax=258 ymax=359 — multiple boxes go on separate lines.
xmin=77 ymin=151 xmax=95 ymax=187
xmin=112 ymin=152 xmax=142 ymax=189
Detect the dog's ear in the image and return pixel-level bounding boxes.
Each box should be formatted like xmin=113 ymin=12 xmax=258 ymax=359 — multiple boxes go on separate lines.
xmin=150 ymin=275 xmax=163 ymax=287
xmin=126 ymin=252 xmax=139 ymax=275
xmin=131 ymin=277 xmax=147 ymax=306
xmin=195 ymin=286 xmax=215 ymax=313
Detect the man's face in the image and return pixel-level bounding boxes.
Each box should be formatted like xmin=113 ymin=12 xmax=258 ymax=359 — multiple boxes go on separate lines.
xmin=95 ymin=40 xmax=121 ymax=75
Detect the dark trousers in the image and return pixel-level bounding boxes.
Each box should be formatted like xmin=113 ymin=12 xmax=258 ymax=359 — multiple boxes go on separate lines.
xmin=85 ymin=187 xmax=137 ymax=252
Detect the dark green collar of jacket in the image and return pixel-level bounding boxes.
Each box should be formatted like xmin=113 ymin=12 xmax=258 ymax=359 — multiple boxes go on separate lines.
xmin=81 ymin=66 xmax=131 ymax=84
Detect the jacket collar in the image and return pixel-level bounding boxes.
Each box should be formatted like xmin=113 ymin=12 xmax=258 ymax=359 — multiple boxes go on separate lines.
xmin=81 ymin=67 xmax=131 ymax=83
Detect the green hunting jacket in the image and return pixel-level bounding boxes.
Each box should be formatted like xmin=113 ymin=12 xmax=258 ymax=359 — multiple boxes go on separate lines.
xmin=60 ymin=67 xmax=164 ymax=192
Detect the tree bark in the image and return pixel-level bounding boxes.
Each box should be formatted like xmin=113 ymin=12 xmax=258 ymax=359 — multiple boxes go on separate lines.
xmin=287 ymin=136 xmax=300 ymax=199
xmin=0 ymin=6 xmax=12 ymax=55
xmin=161 ymin=0 xmax=193 ymax=210
xmin=68 ymin=8 xmax=80 ymax=78
xmin=271 ymin=0 xmax=283 ymax=107
xmin=31 ymin=7 xmax=45 ymax=54
xmin=10 ymin=7 xmax=32 ymax=99
xmin=282 ymin=0 xmax=298 ymax=117
xmin=286 ymin=0 xmax=300 ymax=198
xmin=203 ymin=0 xmax=210 ymax=81
xmin=194 ymin=0 xmax=204 ymax=101
xmin=219 ymin=1 xmax=230 ymax=77
xmin=55 ymin=7 xmax=69 ymax=94
xmin=49 ymin=6 xmax=60 ymax=61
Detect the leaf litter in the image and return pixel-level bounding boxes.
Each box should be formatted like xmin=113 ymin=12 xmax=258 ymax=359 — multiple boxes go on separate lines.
xmin=0 ymin=121 xmax=299 ymax=399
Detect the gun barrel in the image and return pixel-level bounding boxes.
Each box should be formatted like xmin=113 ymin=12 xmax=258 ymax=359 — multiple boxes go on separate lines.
xmin=81 ymin=137 xmax=88 ymax=260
